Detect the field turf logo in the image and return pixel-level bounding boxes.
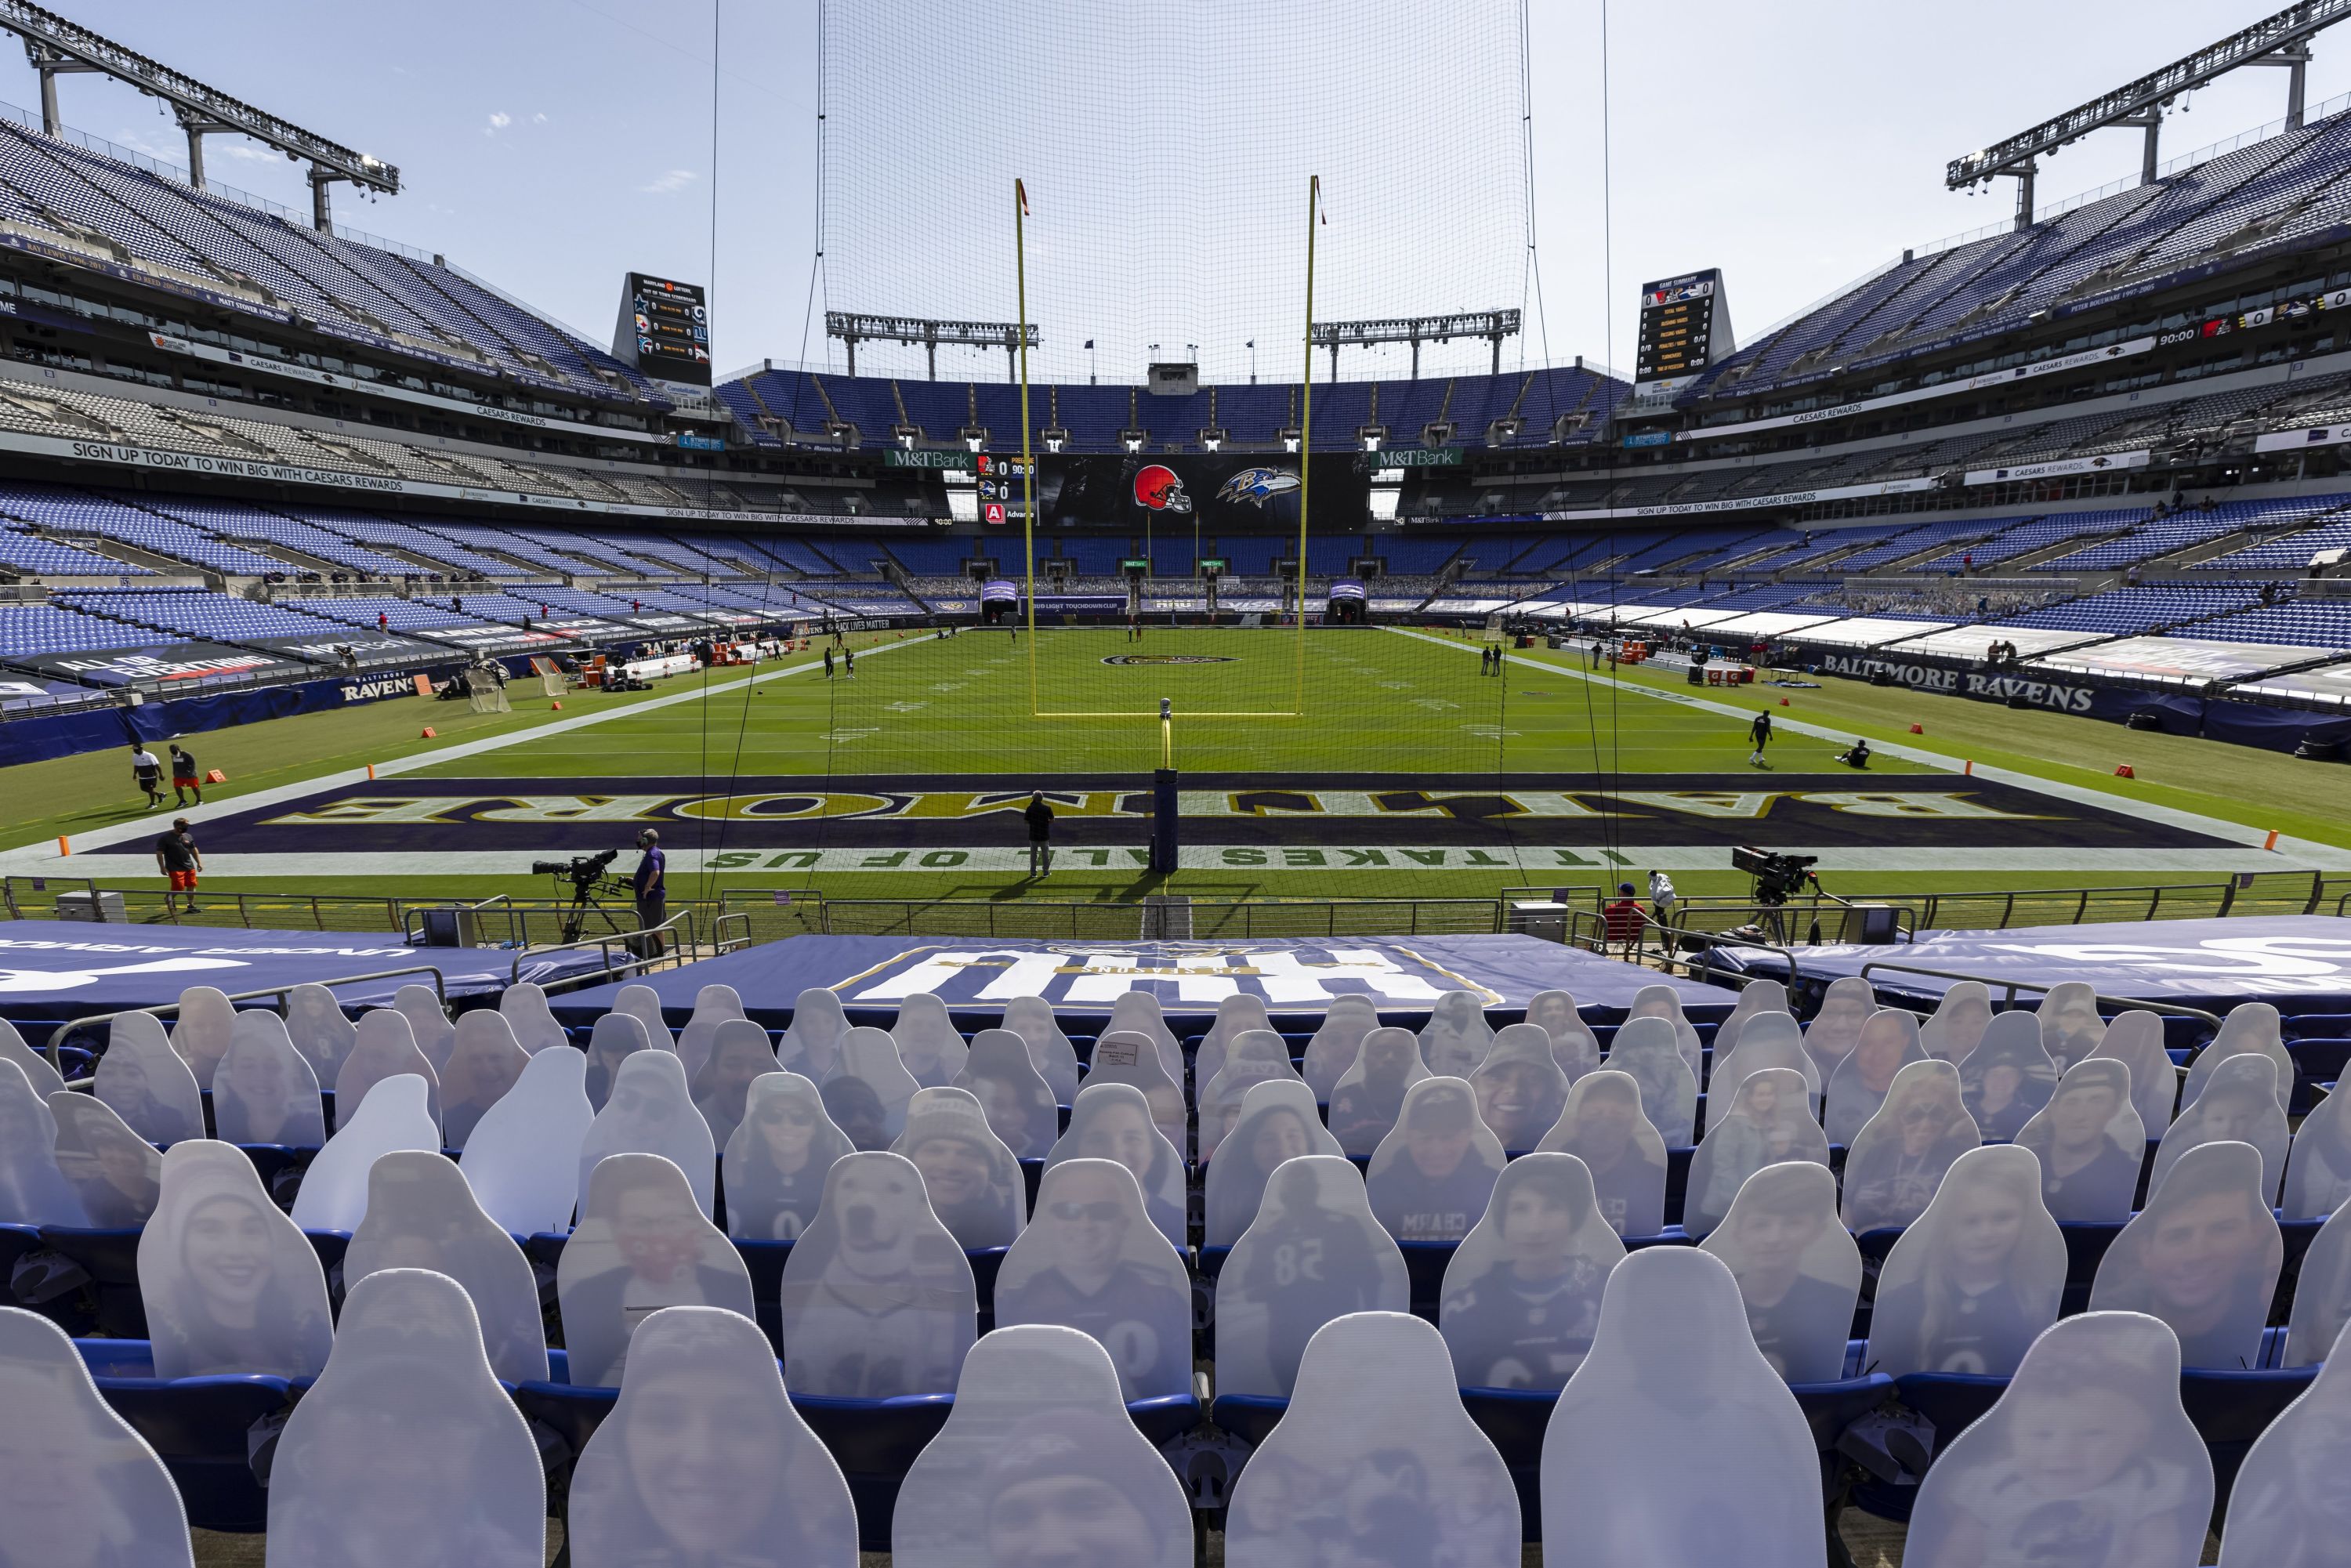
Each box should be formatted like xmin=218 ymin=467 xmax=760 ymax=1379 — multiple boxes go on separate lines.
xmin=1099 ymin=654 xmax=1237 ymax=666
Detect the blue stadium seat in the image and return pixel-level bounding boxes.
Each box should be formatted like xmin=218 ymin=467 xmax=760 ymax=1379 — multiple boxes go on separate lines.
xmin=71 ymin=1338 xmax=294 ymax=1533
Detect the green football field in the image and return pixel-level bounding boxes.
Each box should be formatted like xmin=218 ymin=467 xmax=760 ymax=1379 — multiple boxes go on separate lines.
xmin=2 ymin=623 xmax=2347 ymax=920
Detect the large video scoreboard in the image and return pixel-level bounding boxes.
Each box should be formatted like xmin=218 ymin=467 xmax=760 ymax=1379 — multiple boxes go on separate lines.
xmin=1634 ymin=268 xmax=1731 ymax=392
xmin=612 ymin=273 xmax=712 ymax=386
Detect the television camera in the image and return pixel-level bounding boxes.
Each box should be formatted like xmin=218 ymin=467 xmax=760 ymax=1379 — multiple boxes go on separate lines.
xmin=530 ymin=848 xmax=633 ymax=941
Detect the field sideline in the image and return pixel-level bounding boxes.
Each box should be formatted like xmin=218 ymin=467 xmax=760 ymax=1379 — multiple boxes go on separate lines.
xmin=1 ymin=624 xmax=2345 ymax=910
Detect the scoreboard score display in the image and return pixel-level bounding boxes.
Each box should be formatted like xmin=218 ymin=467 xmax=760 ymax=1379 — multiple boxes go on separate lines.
xmin=612 ymin=273 xmax=712 ymax=386
xmin=1634 ymin=268 xmax=1731 ymax=391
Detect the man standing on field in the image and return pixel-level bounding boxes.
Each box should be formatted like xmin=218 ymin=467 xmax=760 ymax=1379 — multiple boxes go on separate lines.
xmin=154 ymin=817 xmax=201 ymax=913
xmin=1024 ymin=791 xmax=1054 ymax=878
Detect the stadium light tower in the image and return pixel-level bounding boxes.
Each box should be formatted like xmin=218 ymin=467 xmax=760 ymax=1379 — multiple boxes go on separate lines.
xmin=0 ymin=0 xmax=398 ymax=229
xmin=1947 ymin=0 xmax=2351 ymax=230
xmin=1309 ymin=310 xmax=1520 ymax=380
xmin=825 ymin=311 xmax=1038 ymax=381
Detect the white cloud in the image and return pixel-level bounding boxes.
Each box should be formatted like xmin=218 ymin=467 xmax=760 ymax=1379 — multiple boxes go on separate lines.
xmin=484 ymin=111 xmax=513 ymax=136
xmin=532 ymin=112 xmax=549 ymax=125
xmin=639 ymin=168 xmax=697 ymax=195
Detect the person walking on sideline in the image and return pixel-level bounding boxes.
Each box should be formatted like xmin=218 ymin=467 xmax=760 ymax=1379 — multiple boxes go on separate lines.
xmin=824 ymin=646 xmax=835 ymax=679
xmin=155 ymin=817 xmax=201 ymax=913
xmin=1748 ymin=711 xmax=1774 ymax=769
xmin=130 ymin=742 xmax=164 ymax=809
xmin=168 ymin=743 xmax=202 ymax=808
xmin=842 ymin=648 xmax=856 ymax=679
xmin=1024 ymin=791 xmax=1055 ymax=878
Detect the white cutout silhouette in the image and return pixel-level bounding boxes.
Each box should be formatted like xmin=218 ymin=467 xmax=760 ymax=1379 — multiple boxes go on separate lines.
xmin=1204 ymin=1078 xmax=1347 ymax=1246
xmin=1103 ymin=991 xmax=1185 ymax=1085
xmin=1302 ymin=994 xmax=1380 ymax=1099
xmin=2017 ymin=1059 xmax=2145 ymax=1222
xmin=1215 ymin=1156 xmax=1408 ymax=1397
xmin=1534 ymin=1069 xmax=1668 ymax=1237
xmin=892 ymin=1087 xmax=1027 ymax=1249
xmin=578 ymin=1051 xmax=717 ymax=1222
xmin=0 ymin=1305 xmax=194 ymax=1567
xmin=2036 ymin=980 xmax=2107 ymax=1072
xmin=568 ymin=1305 xmax=858 ymax=1568
xmin=1080 ymin=1030 xmax=1188 ymax=1151
xmin=1227 ymin=1312 xmax=1521 ymax=1568
xmin=169 ymin=984 xmax=237 ymax=1092
xmin=1199 ymin=1029 xmax=1304 ymax=1163
xmin=2183 ymin=1001 xmax=2293 ymax=1114
xmin=823 ymin=1026 xmax=922 ymax=1153
xmin=392 ymin=983 xmax=456 ymax=1073
xmin=1604 ymin=1015 xmax=1697 ymax=1147
xmin=1823 ymin=1010 xmax=1925 ymax=1146
xmin=1905 ymin=1312 xmax=2211 ymax=1568
xmin=1709 ymin=1012 xmax=1820 ymax=1110
xmin=779 ymin=987 xmax=850 ymax=1081
xmin=583 ymin=1012 xmax=654 ymax=1112
xmin=1541 ymin=1248 xmax=1824 ymax=1568
xmin=1840 ymin=1059 xmax=1981 ymax=1233
xmin=1045 ymin=1083 xmax=1187 ymax=1248
xmin=285 ymin=982 xmax=358 ymax=1082
xmin=1197 ymin=992 xmax=1277 ymax=1088
xmin=893 ymin=1324 xmax=1194 ymax=1568
xmin=93 ymin=1011 xmax=203 ymax=1146
xmin=293 ymin=1074 xmax=440 ymax=1231
xmin=0 ymin=1060 xmax=81 ymax=1226
xmin=614 ymin=983 xmax=675 ymax=1053
xmin=2283 ymin=1074 xmax=2351 ymax=1222
xmin=722 ymin=1071 xmax=854 ymax=1242
xmin=1920 ymin=980 xmax=1994 ymax=1063
xmin=2091 ymin=1139 xmax=2283 ymax=1370
xmin=674 ymin=983 xmax=747 ymax=1081
xmin=458 ymin=1046 xmax=595 ymax=1237
xmin=1702 ymin=1162 xmax=1861 ymax=1384
xmin=265 ymin=1268 xmax=542 ymax=1567
xmin=1328 ymin=1025 xmax=1433 ymax=1158
xmin=1367 ymin=1077 xmax=1506 ymax=1243
xmin=1626 ymin=983 xmax=1704 ymax=1081
xmin=0 ymin=1017 xmax=64 ymax=1099
xmin=344 ymin=1152 xmax=547 ymax=1383
xmin=1525 ymin=987 xmax=1603 ymax=1083
xmin=437 ymin=1012 xmax=528 ymax=1152
xmin=2150 ymin=1053 xmax=2287 ymax=1204
xmin=687 ymin=1017 xmax=778 ymax=1150
xmin=893 ymin=993 xmax=970 ymax=1089
xmin=561 ymin=1153 xmax=753 ymax=1388
xmin=2282 ymin=1204 xmax=2351 ymax=1367
xmin=777 ymin=1150 xmax=976 ymax=1398
xmin=495 ymin=981 xmax=567 ymax=1056
xmin=212 ymin=1010 xmax=325 ymax=1148
xmin=1866 ymin=1143 xmax=2067 ymax=1378
xmin=334 ymin=1010 xmax=440 ymax=1132
xmin=995 ymin=1161 xmax=1190 ymax=1400
xmin=1418 ymin=990 xmax=1496 ymax=1079
xmin=2089 ymin=1009 xmax=2179 ymax=1135
xmin=1803 ymin=976 xmax=1875 ymax=1080
xmin=1958 ymin=1009 xmax=2059 ymax=1143
xmin=2222 ymin=1313 xmax=2351 ymax=1559
xmin=952 ymin=1027 xmax=1060 ymax=1157
xmin=1440 ymin=1154 xmax=1622 ymax=1389
xmin=49 ymin=1089 xmax=161 ymax=1228
xmin=1686 ymin=1067 xmax=1828 ymax=1241
xmin=140 ymin=1140 xmax=331 ymax=1379
xmin=1470 ymin=1023 xmax=1570 ymax=1152
xmin=1712 ymin=980 xmax=1790 ymax=1063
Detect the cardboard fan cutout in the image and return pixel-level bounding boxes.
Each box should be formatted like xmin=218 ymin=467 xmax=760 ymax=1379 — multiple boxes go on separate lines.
xmin=722 ymin=1070 xmax=855 ymax=1243
xmin=1439 ymin=1154 xmax=1623 ymax=1390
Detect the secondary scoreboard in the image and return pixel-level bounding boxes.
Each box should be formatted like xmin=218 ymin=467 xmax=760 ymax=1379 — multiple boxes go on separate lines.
xmin=1634 ymin=268 xmax=1732 ymax=393
xmin=974 ymin=453 xmax=1032 ymax=525
xmin=612 ymin=273 xmax=712 ymax=386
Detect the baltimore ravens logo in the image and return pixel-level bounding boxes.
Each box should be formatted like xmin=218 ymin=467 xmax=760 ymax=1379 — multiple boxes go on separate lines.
xmin=1100 ymin=655 xmax=1237 ymax=666
xmin=1215 ymin=466 xmax=1302 ymax=508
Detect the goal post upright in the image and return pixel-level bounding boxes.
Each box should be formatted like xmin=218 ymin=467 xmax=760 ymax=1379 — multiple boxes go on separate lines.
xmin=1296 ymin=172 xmax=1317 ymax=713
xmin=1017 ymin=177 xmax=1038 ymax=716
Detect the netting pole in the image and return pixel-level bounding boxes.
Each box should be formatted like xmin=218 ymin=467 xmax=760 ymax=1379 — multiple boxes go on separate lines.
xmin=1296 ymin=173 xmax=1317 ymax=711
xmin=1017 ymin=177 xmax=1037 ymax=715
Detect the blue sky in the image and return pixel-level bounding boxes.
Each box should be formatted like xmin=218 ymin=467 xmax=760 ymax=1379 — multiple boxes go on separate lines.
xmin=20 ymin=1 xmax=2351 ymax=382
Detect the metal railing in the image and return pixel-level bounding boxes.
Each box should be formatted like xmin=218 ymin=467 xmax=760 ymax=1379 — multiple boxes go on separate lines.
xmin=1856 ymin=959 xmax=2226 ymax=1036
xmin=517 ymin=906 xmax=745 ymax=995
xmin=1566 ymin=907 xmax=1807 ymax=993
xmin=792 ymin=896 xmax=1504 ymax=940
xmin=42 ymin=963 xmax=452 ymax=1070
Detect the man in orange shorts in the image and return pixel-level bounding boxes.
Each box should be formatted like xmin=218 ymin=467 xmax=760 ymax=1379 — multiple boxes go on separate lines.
xmin=154 ymin=817 xmax=202 ymax=914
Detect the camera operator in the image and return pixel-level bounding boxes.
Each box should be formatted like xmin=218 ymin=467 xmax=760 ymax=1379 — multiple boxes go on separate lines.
xmin=632 ymin=828 xmax=668 ymax=954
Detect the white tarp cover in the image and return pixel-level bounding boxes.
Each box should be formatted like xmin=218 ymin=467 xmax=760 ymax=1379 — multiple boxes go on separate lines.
xmin=1439 ymin=1153 xmax=1623 ymax=1390
xmin=1200 ymin=1030 xmax=1306 ymax=1163
xmin=2035 ymin=982 xmax=2106 ymax=1074
xmin=2222 ymin=1314 xmax=2351 ymax=1561
xmin=1226 ymin=1312 xmax=1521 ymax=1568
xmin=169 ymin=985 xmax=236 ymax=1092
xmin=953 ymin=1028 xmax=1060 ymax=1158
xmin=0 ymin=1305 xmax=192 ymax=1566
xmin=2149 ymin=1054 xmax=2288 ymax=1204
xmin=560 ymin=1153 xmax=755 ymax=1389
xmin=439 ymin=1012 xmax=528 ymax=1152
xmin=1215 ymin=1155 xmax=1409 ymax=1397
xmin=674 ymin=983 xmax=747 ymax=1081
xmin=2090 ymin=1010 xmax=2179 ymax=1134
xmin=1470 ymin=1023 xmax=1570 ymax=1152
xmin=139 ymin=1139 xmax=332 ymax=1379
xmin=891 ymin=1087 xmax=1027 ymax=1250
xmin=49 ymin=1088 xmax=161 ymax=1228
xmin=776 ymin=1150 xmax=976 ymax=1398
xmin=1701 ymin=1162 xmax=1861 ymax=1385
xmin=285 ymin=982 xmax=357 ymax=1081
xmin=1865 ymin=1144 xmax=2067 ymax=1379
xmin=2089 ymin=1139 xmax=2283 ymax=1371
xmin=1418 ymin=991 xmax=1497 ymax=1079
xmin=994 ymin=1159 xmax=1190 ymax=1400
xmin=0 ymin=1059 xmax=79 ymax=1226
xmin=578 ymin=1050 xmax=719 ymax=1222
xmin=893 ymin=1324 xmax=1193 ymax=1568
xmin=568 ymin=1305 xmax=858 ymax=1568
xmin=343 ymin=1151 xmax=548 ymax=1384
xmin=1540 ymin=1247 xmax=1826 ymax=1568
xmin=1302 ymin=994 xmax=1380 ymax=1099
xmin=1204 ymin=1080 xmax=1348 ymax=1247
xmin=1366 ymin=1077 xmax=1508 ymax=1244
xmin=1684 ymin=1067 xmax=1828 ymax=1241
xmin=497 ymin=981 xmax=567 ymax=1057
xmin=1957 ymin=1010 xmax=2059 ymax=1143
xmin=265 ymin=1268 xmax=543 ymax=1567
xmin=1045 ymin=1083 xmax=1187 ymax=1248
xmin=1919 ymin=981 xmax=1993 ymax=1064
xmin=292 ymin=1074 xmax=440 ymax=1232
xmin=721 ymin=1070 xmax=854 ymax=1242
xmin=1534 ymin=1070 xmax=1668 ymax=1237
xmin=2016 ymin=1059 xmax=2146 ymax=1222
xmin=1838 ymin=1060 xmax=1981 ymax=1233
xmin=458 ymin=1045 xmax=595 ymax=1237
xmin=213 ymin=1010 xmax=326 ymax=1149
xmin=824 ymin=1026 xmax=922 ymax=1153
xmin=94 ymin=1010 xmax=203 ymax=1147
xmin=334 ymin=1010 xmax=440 ymax=1132
xmin=892 ymin=993 xmax=970 ymax=1089
xmin=1600 ymin=1016 xmax=1697 ymax=1148
xmin=1823 ymin=1011 xmax=1926 ymax=1146
xmin=1904 ymin=1312 xmax=2212 ymax=1568
xmin=1328 ymin=1026 xmax=1433 ymax=1158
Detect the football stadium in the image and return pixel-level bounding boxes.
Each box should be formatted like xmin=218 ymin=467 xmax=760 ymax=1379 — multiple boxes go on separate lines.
xmin=4 ymin=0 xmax=2351 ymax=1563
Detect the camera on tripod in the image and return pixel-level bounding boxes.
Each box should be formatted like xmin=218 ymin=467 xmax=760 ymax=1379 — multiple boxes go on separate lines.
xmin=1731 ymin=846 xmax=1819 ymax=907
xmin=531 ymin=848 xmax=622 ymax=892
